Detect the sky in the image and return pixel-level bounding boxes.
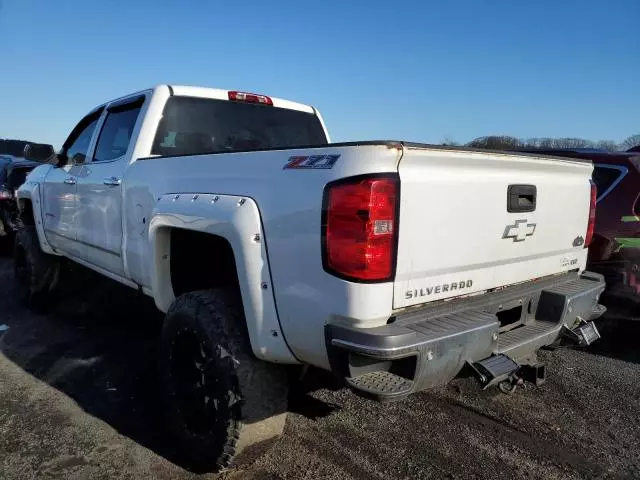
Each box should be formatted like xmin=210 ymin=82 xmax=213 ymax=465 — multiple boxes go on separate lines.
xmin=0 ymin=0 xmax=638 ymax=149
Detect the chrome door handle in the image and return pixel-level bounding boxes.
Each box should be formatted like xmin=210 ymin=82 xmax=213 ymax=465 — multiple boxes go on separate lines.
xmin=63 ymin=177 xmax=76 ymax=185
xmin=103 ymin=177 xmax=121 ymax=186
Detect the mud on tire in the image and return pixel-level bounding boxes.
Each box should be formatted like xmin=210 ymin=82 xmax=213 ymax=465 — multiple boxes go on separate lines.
xmin=158 ymin=289 xmax=288 ymax=472
xmin=13 ymin=226 xmax=60 ymax=311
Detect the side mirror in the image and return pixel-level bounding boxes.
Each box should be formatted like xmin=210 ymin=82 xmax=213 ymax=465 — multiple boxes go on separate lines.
xmin=24 ymin=143 xmax=56 ymax=163
xmin=71 ymin=153 xmax=87 ymax=165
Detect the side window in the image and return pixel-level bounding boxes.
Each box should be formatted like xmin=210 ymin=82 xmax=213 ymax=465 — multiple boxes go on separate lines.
xmin=65 ymin=119 xmax=99 ymax=163
xmin=93 ymin=105 xmax=142 ymax=162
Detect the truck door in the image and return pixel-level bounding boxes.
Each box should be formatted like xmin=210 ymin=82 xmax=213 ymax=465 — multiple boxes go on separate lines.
xmin=43 ymin=112 xmax=100 ymax=256
xmin=75 ymin=96 xmax=144 ymax=277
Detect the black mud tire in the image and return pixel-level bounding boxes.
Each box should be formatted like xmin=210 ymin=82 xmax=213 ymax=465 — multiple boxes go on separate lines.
xmin=158 ymin=289 xmax=288 ymax=473
xmin=13 ymin=226 xmax=60 ymax=312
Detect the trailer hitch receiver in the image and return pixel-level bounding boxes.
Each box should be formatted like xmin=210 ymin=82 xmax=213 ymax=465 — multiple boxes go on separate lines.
xmin=470 ymin=354 xmax=520 ymax=389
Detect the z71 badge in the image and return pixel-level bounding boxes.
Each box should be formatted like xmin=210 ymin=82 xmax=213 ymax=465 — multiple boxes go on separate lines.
xmin=283 ymin=154 xmax=340 ymax=170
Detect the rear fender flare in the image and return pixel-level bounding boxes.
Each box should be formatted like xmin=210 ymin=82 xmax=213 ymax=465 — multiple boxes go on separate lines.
xmin=148 ymin=193 xmax=297 ymax=364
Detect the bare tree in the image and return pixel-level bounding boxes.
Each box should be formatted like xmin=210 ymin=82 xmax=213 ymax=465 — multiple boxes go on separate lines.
xmin=595 ymin=140 xmax=618 ymax=152
xmin=467 ymin=136 xmax=522 ymax=150
xmin=620 ymin=134 xmax=640 ymax=151
xmin=465 ymin=135 xmax=635 ymax=153
xmin=440 ymin=136 xmax=459 ymax=146
xmin=537 ymin=138 xmax=555 ymax=148
xmin=522 ymin=138 xmax=541 ymax=148
xmin=549 ymin=138 xmax=594 ymax=149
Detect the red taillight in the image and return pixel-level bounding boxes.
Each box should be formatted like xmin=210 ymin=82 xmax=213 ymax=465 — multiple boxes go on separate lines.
xmin=323 ymin=176 xmax=398 ymax=282
xmin=0 ymin=189 xmax=12 ymax=200
xmin=228 ymin=90 xmax=273 ymax=106
xmin=585 ymin=180 xmax=596 ymax=248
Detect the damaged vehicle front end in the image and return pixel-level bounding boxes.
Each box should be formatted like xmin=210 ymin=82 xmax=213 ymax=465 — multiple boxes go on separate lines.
xmin=0 ymin=158 xmax=39 ymax=238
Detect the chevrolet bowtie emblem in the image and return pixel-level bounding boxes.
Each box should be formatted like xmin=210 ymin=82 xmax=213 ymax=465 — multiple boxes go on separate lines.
xmin=503 ymin=219 xmax=536 ymax=242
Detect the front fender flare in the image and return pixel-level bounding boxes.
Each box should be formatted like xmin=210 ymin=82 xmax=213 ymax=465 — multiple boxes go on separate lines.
xmin=16 ymin=181 xmax=57 ymax=255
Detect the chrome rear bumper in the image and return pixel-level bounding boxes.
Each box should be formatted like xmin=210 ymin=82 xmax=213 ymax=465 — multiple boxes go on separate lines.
xmin=326 ymin=272 xmax=606 ymax=401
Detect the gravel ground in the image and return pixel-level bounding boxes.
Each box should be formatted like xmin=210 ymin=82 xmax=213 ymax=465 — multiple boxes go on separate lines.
xmin=1 ymin=254 xmax=640 ymax=480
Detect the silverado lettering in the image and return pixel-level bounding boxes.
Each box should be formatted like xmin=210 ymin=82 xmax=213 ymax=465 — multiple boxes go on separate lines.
xmin=405 ymin=280 xmax=473 ymax=299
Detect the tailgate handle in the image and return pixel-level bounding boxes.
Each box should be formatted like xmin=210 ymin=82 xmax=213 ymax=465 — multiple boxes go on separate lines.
xmin=507 ymin=185 xmax=536 ymax=213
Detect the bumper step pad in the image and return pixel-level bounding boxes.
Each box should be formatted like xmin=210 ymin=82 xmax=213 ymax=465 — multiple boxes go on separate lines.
xmin=346 ymin=371 xmax=414 ymax=400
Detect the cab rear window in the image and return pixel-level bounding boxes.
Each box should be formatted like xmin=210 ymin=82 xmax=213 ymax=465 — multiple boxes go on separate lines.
xmin=151 ymin=96 xmax=327 ymax=156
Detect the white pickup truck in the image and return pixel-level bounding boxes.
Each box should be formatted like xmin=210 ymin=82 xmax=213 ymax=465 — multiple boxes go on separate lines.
xmin=16 ymin=85 xmax=605 ymax=471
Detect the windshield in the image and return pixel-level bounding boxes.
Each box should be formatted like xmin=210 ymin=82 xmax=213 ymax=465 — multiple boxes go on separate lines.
xmin=151 ymin=96 xmax=327 ymax=156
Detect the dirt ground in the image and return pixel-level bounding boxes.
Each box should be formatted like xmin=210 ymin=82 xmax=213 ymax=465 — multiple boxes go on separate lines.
xmin=1 ymin=255 xmax=640 ymax=480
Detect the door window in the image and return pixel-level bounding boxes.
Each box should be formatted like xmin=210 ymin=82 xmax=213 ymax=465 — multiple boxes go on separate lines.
xmin=65 ymin=118 xmax=99 ymax=164
xmin=93 ymin=105 xmax=142 ymax=162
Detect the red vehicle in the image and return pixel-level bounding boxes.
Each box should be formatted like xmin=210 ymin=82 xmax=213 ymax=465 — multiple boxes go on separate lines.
xmin=518 ymin=148 xmax=640 ymax=318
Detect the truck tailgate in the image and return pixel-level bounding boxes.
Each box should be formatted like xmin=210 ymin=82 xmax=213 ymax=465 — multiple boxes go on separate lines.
xmin=394 ymin=147 xmax=593 ymax=309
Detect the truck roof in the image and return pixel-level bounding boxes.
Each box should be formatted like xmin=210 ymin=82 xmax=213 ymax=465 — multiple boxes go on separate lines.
xmin=166 ymin=85 xmax=316 ymax=114
xmin=93 ymin=85 xmax=317 ymax=118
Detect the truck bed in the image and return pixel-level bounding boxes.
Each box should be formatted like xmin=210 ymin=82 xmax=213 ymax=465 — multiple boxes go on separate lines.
xmin=140 ymin=140 xmax=592 ymax=163
xmin=128 ymin=140 xmax=594 ymax=367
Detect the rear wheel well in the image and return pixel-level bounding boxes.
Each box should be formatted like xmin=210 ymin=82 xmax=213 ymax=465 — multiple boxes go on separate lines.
xmin=169 ymin=229 xmax=241 ymax=298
